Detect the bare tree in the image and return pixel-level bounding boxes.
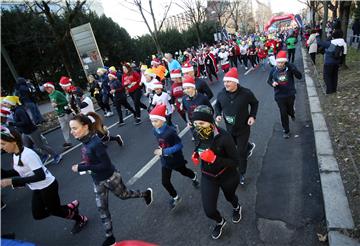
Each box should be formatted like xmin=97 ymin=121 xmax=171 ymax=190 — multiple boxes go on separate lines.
xmin=26 ymin=0 xmax=87 ymax=79
xmin=321 ymin=1 xmax=328 ymax=40
xmin=208 ymin=0 xmax=232 ymax=29
xmin=124 ymin=0 xmax=172 ymax=55
xmin=297 ymin=0 xmax=323 ymax=27
xmin=177 ymin=0 xmax=207 ymax=45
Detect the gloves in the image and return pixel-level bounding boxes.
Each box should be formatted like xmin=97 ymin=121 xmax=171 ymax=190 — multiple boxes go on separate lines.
xmin=192 ymin=152 xmax=200 ymax=166
xmin=199 ymin=149 xmax=217 ymax=164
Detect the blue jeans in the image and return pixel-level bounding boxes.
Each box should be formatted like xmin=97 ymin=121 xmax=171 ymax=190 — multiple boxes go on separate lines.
xmin=25 ymin=102 xmax=44 ymax=124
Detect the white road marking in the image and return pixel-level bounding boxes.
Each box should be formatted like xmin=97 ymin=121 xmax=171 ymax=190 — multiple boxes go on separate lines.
xmin=244 ymin=67 xmax=254 ymax=76
xmin=126 ymin=100 xmax=217 ymax=186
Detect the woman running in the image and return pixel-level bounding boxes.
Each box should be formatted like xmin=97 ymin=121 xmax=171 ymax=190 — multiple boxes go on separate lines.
xmin=0 ymin=126 xmax=87 ymax=234
xmin=69 ymin=114 xmax=153 ymax=246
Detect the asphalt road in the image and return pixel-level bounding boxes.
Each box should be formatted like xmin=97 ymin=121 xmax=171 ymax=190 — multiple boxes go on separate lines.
xmin=1 ymin=48 xmax=326 ymax=246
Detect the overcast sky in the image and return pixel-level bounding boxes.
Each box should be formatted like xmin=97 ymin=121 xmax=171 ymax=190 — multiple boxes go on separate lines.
xmin=103 ymin=0 xmax=306 ymax=37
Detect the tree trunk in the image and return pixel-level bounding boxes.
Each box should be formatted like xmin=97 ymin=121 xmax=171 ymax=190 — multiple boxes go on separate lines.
xmin=310 ymin=1 xmax=316 ymax=28
xmin=333 ymin=1 xmax=338 ymax=19
xmin=195 ymin=23 xmax=201 ymax=46
xmin=339 ymin=1 xmax=351 ymax=41
xmin=322 ymin=1 xmax=328 ymax=41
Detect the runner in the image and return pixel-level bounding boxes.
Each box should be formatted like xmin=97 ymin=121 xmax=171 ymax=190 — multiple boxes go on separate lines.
xmin=215 ymin=68 xmax=258 ymax=185
xmin=149 ymin=104 xmax=199 ymax=210
xmin=2 ymin=96 xmax=62 ymax=165
xmin=150 ymin=81 xmax=174 ymax=127
xmin=43 ymin=82 xmax=73 ymax=149
xmin=191 ymin=105 xmax=242 ymax=240
xmin=0 ymin=126 xmax=87 ymax=234
xmin=69 ymin=114 xmax=153 ymax=246
xmin=267 ymin=50 xmax=302 ymax=138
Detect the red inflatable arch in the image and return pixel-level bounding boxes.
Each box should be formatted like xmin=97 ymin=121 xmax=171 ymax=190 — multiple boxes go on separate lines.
xmin=264 ymin=14 xmax=295 ymax=31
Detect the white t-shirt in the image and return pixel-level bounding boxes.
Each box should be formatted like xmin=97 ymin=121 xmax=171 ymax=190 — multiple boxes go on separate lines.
xmin=152 ymin=92 xmax=173 ymax=115
xmin=218 ymin=51 xmax=229 ymax=65
xmin=13 ymin=147 xmax=55 ymax=190
xmin=143 ymin=78 xmax=157 ymax=94
xmin=80 ymin=96 xmax=95 ymax=114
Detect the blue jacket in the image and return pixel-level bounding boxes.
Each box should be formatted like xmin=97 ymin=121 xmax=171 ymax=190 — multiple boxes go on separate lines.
xmin=100 ymin=74 xmax=111 ymax=95
xmin=316 ymin=37 xmax=347 ymax=64
xmin=182 ymin=93 xmax=213 ymax=122
xmin=153 ymin=124 xmax=187 ymax=169
xmin=15 ymin=77 xmax=33 ymax=104
xmin=78 ymin=134 xmax=115 ymax=184
xmin=267 ymin=63 xmax=302 ymax=100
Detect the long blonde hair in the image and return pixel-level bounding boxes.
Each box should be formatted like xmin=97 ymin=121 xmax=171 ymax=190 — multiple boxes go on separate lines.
xmin=86 ymin=112 xmax=106 ymax=135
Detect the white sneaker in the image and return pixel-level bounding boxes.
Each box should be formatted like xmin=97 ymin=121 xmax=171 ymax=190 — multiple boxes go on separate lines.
xmin=106 ymin=112 xmax=114 ymax=117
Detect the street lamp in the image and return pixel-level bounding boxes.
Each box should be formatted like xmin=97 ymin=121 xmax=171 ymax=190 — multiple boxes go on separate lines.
xmin=211 ymin=10 xmax=219 ymax=42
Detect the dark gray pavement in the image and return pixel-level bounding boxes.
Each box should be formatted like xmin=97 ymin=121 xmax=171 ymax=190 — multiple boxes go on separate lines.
xmin=1 ymin=47 xmax=326 ymax=246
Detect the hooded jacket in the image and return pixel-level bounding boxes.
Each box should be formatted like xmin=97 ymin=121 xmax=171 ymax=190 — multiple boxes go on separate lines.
xmin=316 ymin=37 xmax=347 ymax=64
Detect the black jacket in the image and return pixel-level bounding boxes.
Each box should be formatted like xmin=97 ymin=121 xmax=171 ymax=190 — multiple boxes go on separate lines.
xmin=195 ymin=78 xmax=213 ymax=100
xmin=12 ymin=106 xmax=37 ymax=134
xmin=215 ymin=86 xmax=258 ymax=136
xmin=267 ymin=63 xmax=302 ymax=100
xmin=195 ymin=127 xmax=239 ymax=178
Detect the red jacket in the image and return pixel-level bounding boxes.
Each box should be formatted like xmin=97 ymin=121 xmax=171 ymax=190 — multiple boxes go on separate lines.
xmin=122 ymin=71 xmax=141 ymax=93
xmin=257 ymin=49 xmax=267 ymax=59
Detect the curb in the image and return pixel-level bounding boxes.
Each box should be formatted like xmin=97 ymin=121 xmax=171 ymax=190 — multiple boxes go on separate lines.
xmin=301 ymin=47 xmax=359 ymax=246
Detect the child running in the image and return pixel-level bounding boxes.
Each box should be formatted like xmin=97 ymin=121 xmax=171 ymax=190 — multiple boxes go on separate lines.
xmin=149 ymin=104 xmax=199 ymax=210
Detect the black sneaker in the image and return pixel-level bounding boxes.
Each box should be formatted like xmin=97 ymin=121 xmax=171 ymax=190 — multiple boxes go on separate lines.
xmin=118 ymin=121 xmax=125 ymax=127
xmin=291 ymin=115 xmax=296 ymax=121
xmin=71 ymin=215 xmax=88 ymax=234
xmin=212 ymin=218 xmax=226 ymax=240
xmin=239 ymin=175 xmax=245 ymax=185
xmin=283 ymin=132 xmax=291 ymax=139
xmin=232 ymin=205 xmax=242 ymax=223
xmin=192 ymin=173 xmax=200 ymax=189
xmin=63 ymin=142 xmax=72 ymax=149
xmin=169 ymin=196 xmax=182 ymax=210
xmin=102 ymin=235 xmax=116 ymax=246
xmin=144 ymin=188 xmax=153 ymax=206
xmin=116 ymin=135 xmax=124 ymax=146
xmin=134 ymin=118 xmax=142 ymax=125
xmin=247 ymin=143 xmax=256 ymax=159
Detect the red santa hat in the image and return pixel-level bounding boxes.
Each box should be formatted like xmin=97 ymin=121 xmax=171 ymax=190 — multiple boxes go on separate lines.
xmin=181 ymin=62 xmax=194 ymax=73
xmin=276 ymin=50 xmax=288 ymax=63
xmin=170 ymin=69 xmax=182 ymax=79
xmin=108 ymin=71 xmax=117 ymax=79
xmin=0 ymin=107 xmax=11 ymax=117
xmin=149 ymin=104 xmax=166 ymax=122
xmin=59 ymin=76 xmax=72 ymax=87
xmin=182 ymin=74 xmax=196 ymax=88
xmin=152 ymin=80 xmax=163 ymax=89
xmin=43 ymin=81 xmax=55 ymax=89
xmin=223 ymin=67 xmax=239 ymax=84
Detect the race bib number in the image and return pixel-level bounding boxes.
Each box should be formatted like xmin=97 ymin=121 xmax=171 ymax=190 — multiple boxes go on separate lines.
xmin=224 ymin=115 xmax=236 ymax=125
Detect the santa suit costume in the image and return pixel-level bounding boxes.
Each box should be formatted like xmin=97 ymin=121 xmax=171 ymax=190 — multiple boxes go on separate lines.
xmin=204 ymin=50 xmax=219 ymax=83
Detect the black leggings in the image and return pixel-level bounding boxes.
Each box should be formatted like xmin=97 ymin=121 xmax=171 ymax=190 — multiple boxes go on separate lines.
xmin=288 ymin=48 xmax=295 ymax=63
xmin=129 ymin=88 xmax=147 ymax=118
xmin=276 ymin=95 xmax=295 ymax=133
xmin=32 ymin=180 xmax=81 ymax=222
xmin=205 ymin=65 xmax=218 ymax=82
xmin=114 ymin=94 xmax=136 ymax=122
xmin=232 ymin=128 xmax=251 ymax=176
xmin=201 ymin=170 xmax=239 ymax=223
xmin=162 ymin=165 xmax=195 ymax=198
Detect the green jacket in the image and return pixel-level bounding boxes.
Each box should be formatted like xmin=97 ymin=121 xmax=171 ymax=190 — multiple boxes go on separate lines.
xmin=49 ymin=90 xmax=68 ymax=117
xmin=286 ymin=37 xmax=297 ymax=49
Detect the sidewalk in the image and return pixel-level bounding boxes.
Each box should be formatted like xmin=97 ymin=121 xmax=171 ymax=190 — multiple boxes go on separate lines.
xmin=301 ymin=46 xmax=360 ymax=245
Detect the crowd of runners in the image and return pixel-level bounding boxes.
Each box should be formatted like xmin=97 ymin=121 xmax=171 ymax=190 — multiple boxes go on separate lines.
xmin=1 ymin=23 xmax=348 ymax=245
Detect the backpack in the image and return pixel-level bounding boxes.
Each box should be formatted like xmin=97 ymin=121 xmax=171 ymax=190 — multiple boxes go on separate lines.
xmin=327 ymin=43 xmax=344 ymax=59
